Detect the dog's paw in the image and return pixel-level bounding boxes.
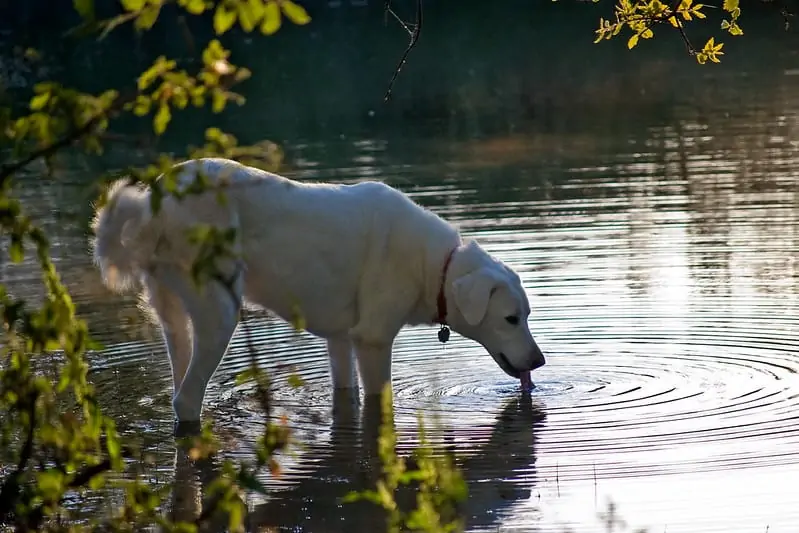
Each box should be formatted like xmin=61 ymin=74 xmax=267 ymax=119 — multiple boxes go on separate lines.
xmin=173 ymin=419 xmax=203 ymax=438
xmin=172 ymin=393 xmax=203 ymax=424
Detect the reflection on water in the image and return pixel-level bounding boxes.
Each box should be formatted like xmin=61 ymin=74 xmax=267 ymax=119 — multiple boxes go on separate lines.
xmin=3 ymin=16 xmax=799 ymax=533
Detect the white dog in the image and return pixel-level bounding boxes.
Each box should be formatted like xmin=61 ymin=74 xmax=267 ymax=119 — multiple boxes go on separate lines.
xmin=90 ymin=158 xmax=546 ymax=422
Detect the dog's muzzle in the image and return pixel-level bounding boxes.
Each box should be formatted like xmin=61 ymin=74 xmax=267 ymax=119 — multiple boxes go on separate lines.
xmin=493 ymin=348 xmax=546 ymax=379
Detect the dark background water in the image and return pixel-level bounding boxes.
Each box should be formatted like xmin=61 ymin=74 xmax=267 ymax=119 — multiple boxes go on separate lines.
xmin=2 ymin=2 xmax=799 ymax=532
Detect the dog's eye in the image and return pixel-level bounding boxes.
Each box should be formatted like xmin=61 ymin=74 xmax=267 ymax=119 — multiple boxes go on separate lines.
xmin=505 ymin=315 xmax=520 ymax=326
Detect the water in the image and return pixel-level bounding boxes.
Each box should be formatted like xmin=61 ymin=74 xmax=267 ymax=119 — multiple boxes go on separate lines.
xmin=3 ymin=4 xmax=799 ymax=531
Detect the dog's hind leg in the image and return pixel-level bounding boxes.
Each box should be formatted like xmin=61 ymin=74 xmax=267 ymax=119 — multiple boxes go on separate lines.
xmin=152 ymin=263 xmax=243 ymax=422
xmin=143 ymin=275 xmax=193 ymax=397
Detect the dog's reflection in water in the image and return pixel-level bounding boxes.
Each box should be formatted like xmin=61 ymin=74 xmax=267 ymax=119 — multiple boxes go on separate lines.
xmin=168 ymin=391 xmax=547 ymax=532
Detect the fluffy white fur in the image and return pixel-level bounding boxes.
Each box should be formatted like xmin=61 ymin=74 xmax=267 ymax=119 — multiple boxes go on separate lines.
xmin=90 ymin=158 xmax=546 ymax=422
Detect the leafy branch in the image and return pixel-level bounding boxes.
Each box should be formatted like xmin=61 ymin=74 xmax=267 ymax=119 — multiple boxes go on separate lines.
xmin=589 ymin=0 xmax=744 ymax=63
xmin=0 ymin=1 xmax=312 ymax=531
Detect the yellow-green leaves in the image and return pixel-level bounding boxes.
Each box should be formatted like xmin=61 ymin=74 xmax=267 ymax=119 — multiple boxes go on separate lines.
xmin=239 ymin=0 xmax=266 ymax=32
xmin=721 ymin=0 xmax=743 ymax=35
xmin=721 ymin=19 xmax=743 ymax=35
xmin=126 ymin=41 xmax=251 ymax=135
xmin=676 ymin=0 xmax=706 ymax=21
xmin=137 ymin=56 xmax=176 ymax=91
xmin=210 ymin=0 xmax=311 ymax=36
xmin=696 ymin=37 xmax=724 ymax=64
xmin=723 ymin=0 xmax=740 ymax=15
xmin=135 ymin=2 xmax=161 ymax=30
xmin=594 ymin=0 xmax=742 ymax=63
xmin=281 ymin=0 xmax=311 ymax=25
xmin=153 ymin=103 xmax=171 ymax=134
xmin=121 ymin=0 xmax=145 ymax=10
xmin=594 ymin=17 xmax=624 ymax=43
xmin=214 ymin=4 xmax=238 ymax=34
xmin=262 ymin=0 xmax=282 ymax=34
xmin=178 ymin=0 xmax=208 ymax=15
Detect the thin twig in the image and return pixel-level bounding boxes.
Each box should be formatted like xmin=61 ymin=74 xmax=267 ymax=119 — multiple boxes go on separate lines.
xmin=668 ymin=0 xmax=696 ymax=54
xmin=384 ymin=0 xmax=423 ymax=102
xmin=673 ymin=18 xmax=696 ymax=54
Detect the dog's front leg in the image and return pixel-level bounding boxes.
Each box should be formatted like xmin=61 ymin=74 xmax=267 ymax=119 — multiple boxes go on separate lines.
xmin=353 ymin=339 xmax=394 ymax=397
xmin=156 ymin=264 xmax=242 ymax=422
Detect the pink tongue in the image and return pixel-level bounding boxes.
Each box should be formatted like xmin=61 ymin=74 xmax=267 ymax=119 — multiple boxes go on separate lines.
xmin=520 ymin=371 xmax=533 ymax=391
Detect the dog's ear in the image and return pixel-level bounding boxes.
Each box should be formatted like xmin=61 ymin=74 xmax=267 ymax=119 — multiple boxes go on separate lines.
xmin=452 ymin=267 xmax=498 ymax=326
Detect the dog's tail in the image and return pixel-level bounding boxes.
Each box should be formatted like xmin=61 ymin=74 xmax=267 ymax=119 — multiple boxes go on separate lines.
xmin=90 ymin=178 xmax=152 ymax=293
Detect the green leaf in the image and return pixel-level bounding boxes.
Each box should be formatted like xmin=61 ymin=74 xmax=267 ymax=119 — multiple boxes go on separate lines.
xmin=287 ymin=373 xmax=305 ymax=389
xmin=44 ymin=339 xmax=62 ymax=351
xmin=260 ymin=1 xmax=282 ymax=35
xmin=29 ymin=92 xmax=50 ymax=111
xmin=235 ymin=367 xmax=260 ymax=386
xmin=9 ymin=239 xmax=23 ymax=263
xmin=73 ymin=0 xmax=95 ymax=20
xmin=37 ymin=470 xmax=66 ymax=500
xmin=212 ymin=91 xmax=227 ymax=113
xmin=183 ymin=0 xmax=207 ymax=15
xmin=121 ymin=0 xmax=146 ymax=11
xmin=88 ymin=473 xmax=106 ymax=490
xmin=214 ymin=5 xmax=237 ymax=35
xmin=153 ymin=103 xmax=171 ymax=135
xmin=723 ymin=0 xmax=739 ymax=12
xmin=238 ymin=0 xmax=264 ymax=32
xmin=135 ymin=4 xmax=161 ymax=30
xmin=280 ymin=0 xmax=311 ymax=25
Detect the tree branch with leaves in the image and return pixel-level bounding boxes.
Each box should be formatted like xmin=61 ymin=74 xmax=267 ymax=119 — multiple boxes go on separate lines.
xmin=586 ymin=0 xmax=748 ymax=63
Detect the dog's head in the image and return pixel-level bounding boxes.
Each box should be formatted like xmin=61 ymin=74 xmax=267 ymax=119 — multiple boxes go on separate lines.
xmin=446 ymin=240 xmax=546 ymax=379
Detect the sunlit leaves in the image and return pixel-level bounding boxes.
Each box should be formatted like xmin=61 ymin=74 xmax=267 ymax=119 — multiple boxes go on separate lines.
xmin=721 ymin=0 xmax=743 ymax=35
xmin=153 ymin=103 xmax=171 ymax=134
xmin=214 ymin=4 xmax=238 ymax=34
xmin=262 ymin=0 xmax=282 ymax=34
xmin=593 ymin=0 xmax=741 ymax=63
xmin=696 ymin=37 xmax=725 ymax=63
xmin=207 ymin=0 xmax=311 ymax=35
xmin=121 ymin=0 xmax=145 ymax=10
xmin=8 ymin=84 xmax=119 ymax=159
xmin=123 ymin=41 xmax=250 ymax=135
xmin=723 ymin=0 xmax=740 ymax=17
xmin=281 ymin=0 xmax=311 ymax=25
xmin=676 ymin=0 xmax=706 ymax=21
xmin=178 ymin=0 xmax=208 ymax=15
xmin=721 ymin=19 xmax=743 ymax=35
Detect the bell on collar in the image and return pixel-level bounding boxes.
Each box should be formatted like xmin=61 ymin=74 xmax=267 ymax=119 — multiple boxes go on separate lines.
xmin=438 ymin=325 xmax=451 ymax=343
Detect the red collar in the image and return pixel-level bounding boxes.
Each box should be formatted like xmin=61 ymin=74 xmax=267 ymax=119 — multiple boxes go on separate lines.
xmin=435 ymin=248 xmax=457 ymax=325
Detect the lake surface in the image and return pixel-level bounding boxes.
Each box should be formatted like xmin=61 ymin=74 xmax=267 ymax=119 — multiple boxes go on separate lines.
xmin=3 ymin=3 xmax=799 ymax=532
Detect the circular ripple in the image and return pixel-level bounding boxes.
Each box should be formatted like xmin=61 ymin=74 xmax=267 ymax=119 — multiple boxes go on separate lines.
xmin=208 ymin=306 xmax=799 ymax=488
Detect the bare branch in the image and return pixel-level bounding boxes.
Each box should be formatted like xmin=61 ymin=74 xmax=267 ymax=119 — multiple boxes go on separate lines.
xmin=384 ymin=0 xmax=423 ymax=102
